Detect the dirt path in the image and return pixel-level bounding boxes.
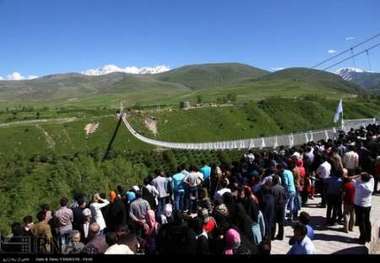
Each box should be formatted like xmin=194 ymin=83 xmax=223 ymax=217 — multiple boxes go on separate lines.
xmin=0 ymin=117 xmax=78 ymax=127
xmin=144 ymin=116 xmax=158 ymax=136
xmin=35 ymin=124 xmax=56 ymax=149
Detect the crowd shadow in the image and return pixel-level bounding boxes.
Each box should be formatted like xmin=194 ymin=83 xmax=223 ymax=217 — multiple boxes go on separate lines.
xmin=332 ymin=246 xmax=368 ymax=255
xmin=309 ymin=216 xmax=328 ymax=230
xmin=313 ymin=233 xmax=359 ymax=244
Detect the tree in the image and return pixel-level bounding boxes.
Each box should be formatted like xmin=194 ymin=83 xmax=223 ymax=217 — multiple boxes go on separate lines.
xmin=196 ymin=95 xmax=202 ymax=104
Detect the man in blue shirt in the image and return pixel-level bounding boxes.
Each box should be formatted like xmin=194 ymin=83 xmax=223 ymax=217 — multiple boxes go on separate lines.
xmin=200 ymin=161 xmax=211 ymax=190
xmin=277 ymin=164 xmax=296 ymax=222
xmin=172 ymin=165 xmax=186 ymax=212
xmin=325 ymin=173 xmax=343 ymax=225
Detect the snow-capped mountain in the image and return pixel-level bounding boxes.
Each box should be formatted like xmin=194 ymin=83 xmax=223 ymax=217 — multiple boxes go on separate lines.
xmin=82 ymin=64 xmax=171 ymax=76
xmin=336 ymin=67 xmax=366 ymax=81
xmin=336 ymin=67 xmax=380 ymax=91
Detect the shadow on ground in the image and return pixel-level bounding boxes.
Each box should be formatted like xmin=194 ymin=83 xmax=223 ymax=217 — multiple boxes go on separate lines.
xmin=313 ymin=233 xmax=359 ymax=244
xmin=309 ymin=216 xmax=328 ymax=230
xmin=332 ymin=246 xmax=368 ymax=255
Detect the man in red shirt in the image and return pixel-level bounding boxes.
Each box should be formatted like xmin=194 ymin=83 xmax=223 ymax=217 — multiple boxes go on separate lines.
xmin=342 ymin=169 xmax=356 ymax=233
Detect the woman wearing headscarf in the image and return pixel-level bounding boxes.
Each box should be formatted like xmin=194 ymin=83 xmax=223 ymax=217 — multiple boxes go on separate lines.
xmin=106 ymin=191 xmax=127 ymax=232
xmin=143 ymin=209 xmax=159 ymax=255
xmin=224 ymin=228 xmax=241 ymax=255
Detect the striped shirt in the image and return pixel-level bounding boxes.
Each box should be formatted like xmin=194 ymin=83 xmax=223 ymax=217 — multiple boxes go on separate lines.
xmin=55 ymin=206 xmax=73 ymax=234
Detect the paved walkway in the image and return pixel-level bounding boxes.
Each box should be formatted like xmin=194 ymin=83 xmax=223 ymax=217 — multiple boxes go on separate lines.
xmin=271 ymin=194 xmax=380 ymax=254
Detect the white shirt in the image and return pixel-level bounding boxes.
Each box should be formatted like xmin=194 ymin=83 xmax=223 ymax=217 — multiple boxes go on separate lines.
xmin=83 ymin=222 xmax=90 ymax=239
xmin=288 ymin=235 xmax=316 ymax=255
xmin=184 ymin=171 xmax=204 ymax=187
xmin=316 ymin=161 xmax=331 ymax=179
xmin=90 ymin=199 xmax=109 ymax=231
xmin=104 ymin=244 xmax=134 ymax=255
xmin=214 ymin=188 xmax=231 ymax=203
xmin=146 ymin=184 xmax=159 ymax=205
xmin=353 ymin=177 xmax=374 ymax=207
xmin=343 ymin=151 xmax=359 ymax=170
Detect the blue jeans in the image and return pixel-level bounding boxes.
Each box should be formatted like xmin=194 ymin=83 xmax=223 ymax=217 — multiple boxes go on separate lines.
xmin=174 ymin=190 xmax=185 ymax=211
xmin=158 ymin=197 xmax=169 ymax=216
xmin=58 ymin=232 xmax=71 ymax=253
xmin=188 ymin=187 xmax=199 ymax=213
xmin=284 ymin=191 xmax=296 ymax=220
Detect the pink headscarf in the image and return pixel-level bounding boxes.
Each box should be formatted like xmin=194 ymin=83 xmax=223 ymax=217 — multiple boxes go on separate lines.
xmin=144 ymin=209 xmax=159 ymax=236
xmin=295 ymin=159 xmax=304 ymax=167
xmin=224 ymin=228 xmax=241 ymax=255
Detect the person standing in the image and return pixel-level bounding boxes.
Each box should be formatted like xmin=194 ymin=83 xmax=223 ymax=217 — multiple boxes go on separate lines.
xmin=351 ymin=172 xmax=374 ymax=244
xmin=107 ymin=191 xmax=127 ymax=232
xmin=343 ymin=145 xmax=359 ymax=176
xmin=31 ymin=211 xmax=53 ymax=254
xmin=172 ymin=166 xmax=186 ymax=211
xmin=316 ymin=156 xmax=332 ymax=208
xmin=342 ymin=169 xmax=356 ymax=233
xmin=271 ymin=175 xmax=287 ymax=240
xmin=89 ymin=193 xmax=110 ymax=233
xmin=184 ymin=165 xmax=204 ymax=213
xmin=152 ymin=170 xmax=170 ymax=215
xmin=54 ymin=197 xmax=74 ymax=252
xmin=200 ymin=161 xmax=212 ymax=190
xmin=325 ymin=173 xmax=343 ymax=225
xmin=277 ymin=164 xmax=296 ymax=222
xmin=129 ymin=190 xmax=151 ymax=236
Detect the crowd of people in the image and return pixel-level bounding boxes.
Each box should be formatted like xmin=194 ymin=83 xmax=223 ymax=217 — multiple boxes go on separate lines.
xmin=1 ymin=124 xmax=380 ymax=255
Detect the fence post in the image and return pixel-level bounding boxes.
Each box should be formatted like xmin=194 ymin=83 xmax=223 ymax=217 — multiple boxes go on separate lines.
xmin=289 ymin=134 xmax=294 ymax=148
xmin=260 ymin=138 xmax=265 ymax=149
xmin=273 ymin=136 xmax=278 ymax=149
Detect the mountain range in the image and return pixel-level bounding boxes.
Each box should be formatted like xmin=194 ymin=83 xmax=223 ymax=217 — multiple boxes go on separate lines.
xmin=0 ymin=63 xmax=368 ymax=107
xmin=336 ymin=67 xmax=380 ymax=91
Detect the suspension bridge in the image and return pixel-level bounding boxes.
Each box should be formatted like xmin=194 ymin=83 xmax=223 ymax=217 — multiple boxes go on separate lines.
xmin=121 ymin=113 xmax=378 ymax=150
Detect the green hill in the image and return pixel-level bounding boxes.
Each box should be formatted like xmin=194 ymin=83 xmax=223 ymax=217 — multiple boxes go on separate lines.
xmin=154 ymin=63 xmax=269 ymax=89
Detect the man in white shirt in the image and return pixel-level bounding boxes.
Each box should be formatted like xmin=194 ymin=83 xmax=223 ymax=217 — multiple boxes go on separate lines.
xmin=152 ymin=171 xmax=170 ymax=215
xmin=351 ymin=172 xmax=374 ymax=244
xmin=343 ymin=146 xmax=359 ymax=176
xmin=184 ymin=166 xmax=204 ymax=213
xmin=316 ymin=158 xmax=331 ymax=208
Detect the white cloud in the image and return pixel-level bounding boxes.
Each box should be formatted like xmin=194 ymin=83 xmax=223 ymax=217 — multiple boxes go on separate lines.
xmin=271 ymin=67 xmax=284 ymax=71
xmin=345 ymin=36 xmax=355 ymax=41
xmin=328 ymin=49 xmax=337 ymax=54
xmin=82 ymin=64 xmax=171 ymax=76
xmin=2 ymin=72 xmax=39 ymax=81
xmin=7 ymin=72 xmax=24 ymax=80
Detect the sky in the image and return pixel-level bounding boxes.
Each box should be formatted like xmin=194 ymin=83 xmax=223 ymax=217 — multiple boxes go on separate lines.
xmin=0 ymin=0 xmax=379 ymax=79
